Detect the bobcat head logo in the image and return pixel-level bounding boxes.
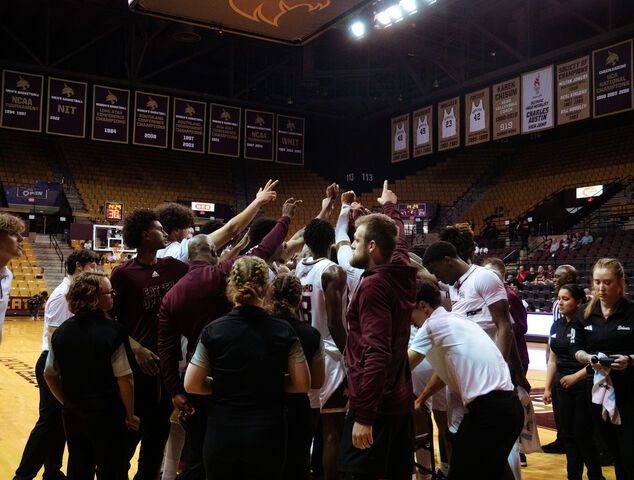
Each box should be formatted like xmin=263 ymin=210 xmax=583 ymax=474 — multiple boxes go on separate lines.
xmin=61 ymin=83 xmax=74 ymax=98
xmin=286 ymin=120 xmax=296 ymax=131
xmin=146 ymin=97 xmax=159 ymax=110
xmin=606 ymin=50 xmax=619 ymax=67
xmin=105 ymin=90 xmax=118 ymax=104
xmin=230 ymin=0 xmax=330 ymax=27
xmin=16 ymin=75 xmax=30 ymax=91
xmin=184 ymin=103 xmax=196 ymax=116
xmin=255 ymin=115 xmax=265 ymax=126
xmin=221 ymin=109 xmax=231 ymax=121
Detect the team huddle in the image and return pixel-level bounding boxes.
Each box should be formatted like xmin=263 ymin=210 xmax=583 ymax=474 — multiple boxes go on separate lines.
xmin=3 ymin=178 xmax=633 ymax=480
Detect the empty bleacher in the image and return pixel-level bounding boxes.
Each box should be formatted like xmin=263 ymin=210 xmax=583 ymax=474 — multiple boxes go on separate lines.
xmin=8 ymin=238 xmax=49 ymax=297
xmin=0 ymin=130 xmax=55 ymax=187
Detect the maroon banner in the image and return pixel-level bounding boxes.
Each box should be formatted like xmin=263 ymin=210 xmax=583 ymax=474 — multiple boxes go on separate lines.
xmin=172 ymin=98 xmax=206 ymax=154
xmin=133 ymin=91 xmax=169 ymax=148
xmin=209 ymin=104 xmax=241 ymax=157
xmin=92 ymin=85 xmax=130 ymax=143
xmin=276 ymin=115 xmax=304 ymax=165
xmin=593 ymin=39 xmax=634 ymax=118
xmin=1 ymin=70 xmax=43 ymax=132
xmin=46 ymin=77 xmax=87 ymax=138
xmin=244 ymin=109 xmax=274 ymax=161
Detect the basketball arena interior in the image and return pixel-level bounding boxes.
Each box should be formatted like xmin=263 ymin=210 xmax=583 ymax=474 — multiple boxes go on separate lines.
xmin=1 ymin=0 xmax=634 ymax=479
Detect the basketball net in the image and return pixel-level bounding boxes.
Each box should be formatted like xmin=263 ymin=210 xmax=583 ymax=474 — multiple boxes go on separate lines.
xmin=111 ymin=246 xmax=123 ymax=261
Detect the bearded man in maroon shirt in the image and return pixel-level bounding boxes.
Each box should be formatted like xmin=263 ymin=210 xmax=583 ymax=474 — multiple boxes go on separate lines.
xmin=338 ymin=180 xmax=418 ymax=480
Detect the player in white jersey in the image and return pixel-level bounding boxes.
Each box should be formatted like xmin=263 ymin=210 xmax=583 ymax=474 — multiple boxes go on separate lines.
xmin=442 ymin=107 xmax=457 ymax=138
xmin=416 ymin=115 xmax=429 ymax=145
xmin=335 ymin=190 xmax=367 ymax=301
xmin=470 ymin=99 xmax=486 ymax=132
xmin=155 ymin=179 xmax=279 ymax=262
xmin=394 ymin=122 xmax=406 ymax=151
xmin=295 ymin=218 xmax=347 ymax=480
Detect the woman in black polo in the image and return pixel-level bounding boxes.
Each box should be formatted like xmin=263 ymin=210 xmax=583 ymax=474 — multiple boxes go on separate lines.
xmin=184 ymin=256 xmax=310 ymax=480
xmin=571 ymin=258 xmax=634 ymax=480
xmin=543 ymin=283 xmax=603 ymax=480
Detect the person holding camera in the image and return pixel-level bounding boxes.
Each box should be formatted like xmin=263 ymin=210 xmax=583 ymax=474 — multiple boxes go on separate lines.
xmin=543 ymin=284 xmax=604 ymax=480
xmin=571 ymin=258 xmax=634 ymax=480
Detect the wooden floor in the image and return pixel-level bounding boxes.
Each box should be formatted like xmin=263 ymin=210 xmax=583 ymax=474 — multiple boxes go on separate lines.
xmin=0 ymin=317 xmax=616 ymax=480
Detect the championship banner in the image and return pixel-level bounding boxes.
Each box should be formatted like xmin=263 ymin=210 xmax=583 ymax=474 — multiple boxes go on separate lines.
xmin=92 ymin=85 xmax=130 ymax=144
xmin=438 ymin=97 xmax=460 ymax=151
xmin=209 ymin=104 xmax=241 ymax=157
xmin=46 ymin=77 xmax=87 ymax=138
xmin=276 ymin=115 xmax=304 ymax=165
xmin=172 ymin=98 xmax=206 ymax=154
xmin=133 ymin=91 xmax=169 ymax=148
xmin=465 ymin=88 xmax=490 ymax=146
xmin=0 ymin=70 xmax=43 ymax=132
xmin=493 ymin=77 xmax=520 ymax=139
xmin=593 ymin=39 xmax=634 ymax=118
xmin=391 ymin=113 xmax=410 ymax=163
xmin=522 ymin=65 xmax=554 ymax=134
xmin=557 ymin=56 xmax=591 ymax=125
xmin=244 ymin=109 xmax=274 ymax=161
xmin=413 ymin=106 xmax=433 ymax=157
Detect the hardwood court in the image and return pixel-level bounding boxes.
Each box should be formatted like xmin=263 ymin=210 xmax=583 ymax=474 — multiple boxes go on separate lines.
xmin=0 ymin=318 xmax=616 ymax=479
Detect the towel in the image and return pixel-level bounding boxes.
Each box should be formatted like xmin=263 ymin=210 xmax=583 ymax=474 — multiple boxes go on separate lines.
xmin=592 ymin=352 xmax=621 ymax=425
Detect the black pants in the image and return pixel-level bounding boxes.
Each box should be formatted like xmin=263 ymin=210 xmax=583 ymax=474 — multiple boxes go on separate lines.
xmin=551 ymin=379 xmax=564 ymax=444
xmin=448 ymin=391 xmax=523 ymax=480
xmin=125 ymin=370 xmax=173 ymax=480
xmin=338 ymin=410 xmax=414 ymax=480
xmin=62 ymin=406 xmax=127 ymax=480
xmin=556 ymin=376 xmax=604 ymax=480
xmin=179 ymin=394 xmax=209 ymax=480
xmin=283 ymin=394 xmax=312 ymax=480
xmin=203 ymin=414 xmax=287 ymax=480
xmin=15 ymin=351 xmax=66 ymax=480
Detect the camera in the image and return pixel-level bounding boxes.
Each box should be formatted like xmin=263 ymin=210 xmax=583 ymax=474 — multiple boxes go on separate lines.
xmin=591 ymin=356 xmax=616 ymax=367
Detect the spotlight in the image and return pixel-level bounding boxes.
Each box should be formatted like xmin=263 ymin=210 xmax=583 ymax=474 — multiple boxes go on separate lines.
xmin=399 ymin=0 xmax=417 ymax=14
xmin=375 ymin=10 xmax=392 ymax=26
xmin=350 ymin=21 xmax=366 ymax=38
xmin=386 ymin=5 xmax=403 ymax=21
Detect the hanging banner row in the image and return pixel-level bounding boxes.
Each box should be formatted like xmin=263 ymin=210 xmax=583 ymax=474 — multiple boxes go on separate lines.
xmin=0 ymin=71 xmax=304 ymax=165
xmin=391 ymin=38 xmax=633 ymax=162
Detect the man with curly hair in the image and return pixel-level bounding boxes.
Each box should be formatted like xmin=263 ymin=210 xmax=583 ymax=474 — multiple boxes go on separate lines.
xmin=156 ymin=179 xmax=280 ymax=262
xmin=0 ymin=213 xmax=25 ymax=344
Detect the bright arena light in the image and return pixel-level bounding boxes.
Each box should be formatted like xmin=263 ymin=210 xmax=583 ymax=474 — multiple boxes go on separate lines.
xmin=350 ymin=21 xmax=366 ymax=38
xmin=375 ymin=10 xmax=392 ymax=25
xmin=386 ymin=5 xmax=403 ymax=21
xmin=399 ymin=0 xmax=417 ymax=14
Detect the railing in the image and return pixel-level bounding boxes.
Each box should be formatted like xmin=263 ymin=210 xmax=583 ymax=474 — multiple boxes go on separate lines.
xmin=49 ymin=234 xmax=64 ymax=273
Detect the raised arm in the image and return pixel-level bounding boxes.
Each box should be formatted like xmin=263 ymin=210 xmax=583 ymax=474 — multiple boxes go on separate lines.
xmin=322 ymin=264 xmax=348 ymax=353
xmin=377 ymin=180 xmax=408 ymax=264
xmin=248 ymin=198 xmax=299 ymax=262
xmin=210 ymin=179 xmax=278 ymax=249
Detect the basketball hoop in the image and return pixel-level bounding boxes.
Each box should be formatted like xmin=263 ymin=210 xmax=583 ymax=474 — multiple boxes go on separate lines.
xmin=111 ymin=246 xmax=123 ymax=261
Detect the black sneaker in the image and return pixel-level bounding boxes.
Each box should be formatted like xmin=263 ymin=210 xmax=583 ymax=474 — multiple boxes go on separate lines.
xmin=541 ymin=440 xmax=565 ymax=454
xmin=519 ymin=453 xmax=527 ymax=467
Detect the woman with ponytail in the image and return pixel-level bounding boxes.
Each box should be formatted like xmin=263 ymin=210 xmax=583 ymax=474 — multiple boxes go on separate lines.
xmin=571 ymin=258 xmax=634 ymax=480
xmin=269 ymin=273 xmax=325 ymax=480
xmin=184 ymin=256 xmax=310 ymax=480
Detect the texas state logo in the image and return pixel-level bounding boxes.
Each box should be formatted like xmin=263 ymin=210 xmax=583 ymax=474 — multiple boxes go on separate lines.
xmin=229 ymin=0 xmax=330 ymax=26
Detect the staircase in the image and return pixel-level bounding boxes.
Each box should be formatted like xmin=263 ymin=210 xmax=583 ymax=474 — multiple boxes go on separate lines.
xmin=31 ymin=234 xmax=73 ymax=291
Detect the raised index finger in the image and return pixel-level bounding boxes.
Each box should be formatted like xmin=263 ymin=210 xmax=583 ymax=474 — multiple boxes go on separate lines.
xmin=383 ymin=180 xmax=388 ymax=191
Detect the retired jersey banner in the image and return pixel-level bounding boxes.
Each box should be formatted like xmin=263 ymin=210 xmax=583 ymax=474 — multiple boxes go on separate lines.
xmin=92 ymin=85 xmax=130 ymax=144
xmin=413 ymin=106 xmax=433 ymax=157
xmin=276 ymin=115 xmax=304 ymax=165
xmin=593 ymin=39 xmax=634 ymax=118
xmin=172 ymin=98 xmax=206 ymax=154
xmin=522 ymin=65 xmax=554 ymax=134
xmin=46 ymin=78 xmax=87 ymax=138
xmin=438 ymin=97 xmax=460 ymax=151
xmin=556 ymin=56 xmax=590 ymax=125
xmin=391 ymin=113 xmax=410 ymax=163
xmin=209 ymin=104 xmax=241 ymax=157
xmin=244 ymin=109 xmax=274 ymax=161
xmin=465 ymin=88 xmax=490 ymax=146
xmin=1 ymin=70 xmax=43 ymax=132
xmin=133 ymin=91 xmax=169 ymax=148
xmin=493 ymin=77 xmax=520 ymax=139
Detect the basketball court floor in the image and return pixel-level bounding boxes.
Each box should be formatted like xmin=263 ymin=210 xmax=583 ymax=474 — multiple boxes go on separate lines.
xmin=0 ymin=317 xmax=617 ymax=479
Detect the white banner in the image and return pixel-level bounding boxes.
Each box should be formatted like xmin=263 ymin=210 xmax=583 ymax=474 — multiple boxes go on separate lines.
xmin=522 ymin=65 xmax=554 ymax=134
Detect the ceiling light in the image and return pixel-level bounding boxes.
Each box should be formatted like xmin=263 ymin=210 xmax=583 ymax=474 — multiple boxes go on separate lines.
xmin=375 ymin=10 xmax=392 ymax=26
xmin=350 ymin=21 xmax=366 ymax=38
xmin=386 ymin=5 xmax=403 ymax=21
xmin=399 ymin=0 xmax=417 ymax=14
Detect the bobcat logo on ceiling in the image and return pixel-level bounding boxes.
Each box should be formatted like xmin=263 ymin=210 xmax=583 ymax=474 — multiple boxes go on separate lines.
xmin=606 ymin=51 xmax=619 ymax=67
xmin=184 ymin=103 xmax=196 ymax=116
xmin=229 ymin=0 xmax=330 ymax=27
xmin=286 ymin=120 xmax=296 ymax=131
xmin=146 ymin=97 xmax=159 ymax=110
xmin=221 ymin=109 xmax=231 ymax=121
xmin=61 ymin=83 xmax=75 ymax=98
xmin=106 ymin=90 xmax=118 ymax=105
xmin=16 ymin=75 xmax=30 ymax=91
xmin=255 ymin=115 xmax=265 ymax=126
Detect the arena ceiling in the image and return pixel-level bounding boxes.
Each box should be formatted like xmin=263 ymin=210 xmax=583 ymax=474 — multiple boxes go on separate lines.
xmin=2 ymin=0 xmax=634 ymax=118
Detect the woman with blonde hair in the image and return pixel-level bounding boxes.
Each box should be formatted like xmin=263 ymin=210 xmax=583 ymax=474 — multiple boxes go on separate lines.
xmin=184 ymin=256 xmax=310 ymax=480
xmin=571 ymin=258 xmax=634 ymax=480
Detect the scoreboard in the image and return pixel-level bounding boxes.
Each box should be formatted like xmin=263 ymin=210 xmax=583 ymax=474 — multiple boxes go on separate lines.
xmin=104 ymin=202 xmax=124 ymax=222
xmin=398 ymin=203 xmax=427 ymax=219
